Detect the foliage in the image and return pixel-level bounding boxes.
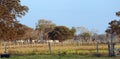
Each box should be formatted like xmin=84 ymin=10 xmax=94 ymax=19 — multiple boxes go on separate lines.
xmin=20 ymin=26 xmax=35 ymax=40
xmin=0 ymin=0 xmax=28 ymax=41
xmin=97 ymin=34 xmax=107 ymax=43
xmin=116 ymin=11 xmax=120 ymax=17
xmin=48 ymin=26 xmax=76 ymax=42
xmin=106 ymin=11 xmax=120 ymax=34
xmin=0 ymin=21 xmax=27 ymax=41
xmin=77 ymin=26 xmax=97 ymax=36
xmin=0 ymin=0 xmax=28 ymax=21
xmin=77 ymin=26 xmax=90 ymax=34
xmin=71 ymin=27 xmax=76 ymax=36
xmin=78 ymin=32 xmax=91 ymax=42
xmin=36 ymin=19 xmax=56 ymax=40
xmin=36 ymin=19 xmax=55 ymax=30
xmin=106 ymin=20 xmax=120 ymax=35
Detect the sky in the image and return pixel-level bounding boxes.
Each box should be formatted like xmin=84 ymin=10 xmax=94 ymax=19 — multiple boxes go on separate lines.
xmin=19 ymin=0 xmax=120 ymax=34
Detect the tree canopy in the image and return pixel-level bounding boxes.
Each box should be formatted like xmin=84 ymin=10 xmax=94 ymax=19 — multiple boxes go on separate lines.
xmin=106 ymin=20 xmax=120 ymax=35
xmin=48 ymin=26 xmax=76 ymax=42
xmin=0 ymin=21 xmax=27 ymax=41
xmin=78 ymin=32 xmax=91 ymax=42
xmin=36 ymin=19 xmax=55 ymax=31
xmin=0 ymin=0 xmax=28 ymax=22
xmin=0 ymin=0 xmax=29 ymax=41
xmin=116 ymin=11 xmax=120 ymax=17
xmin=36 ymin=19 xmax=56 ymax=40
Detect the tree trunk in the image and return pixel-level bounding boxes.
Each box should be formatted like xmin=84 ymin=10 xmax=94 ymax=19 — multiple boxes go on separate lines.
xmin=110 ymin=43 xmax=115 ymax=56
xmin=108 ymin=42 xmax=111 ymax=56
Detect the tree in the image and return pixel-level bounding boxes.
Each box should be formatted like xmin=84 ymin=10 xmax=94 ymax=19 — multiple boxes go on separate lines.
xmin=79 ymin=32 xmax=91 ymax=42
xmin=106 ymin=20 xmax=120 ymax=35
xmin=0 ymin=21 xmax=28 ymax=41
xmin=21 ymin=26 xmax=34 ymax=40
xmin=97 ymin=34 xmax=107 ymax=43
xmin=105 ymin=20 xmax=119 ymax=57
xmin=48 ymin=26 xmax=75 ymax=42
xmin=76 ymin=26 xmax=96 ymax=36
xmin=0 ymin=0 xmax=28 ymax=21
xmin=77 ymin=26 xmax=90 ymax=34
xmin=105 ymin=12 xmax=120 ymax=57
xmin=0 ymin=0 xmax=28 ymax=41
xmin=36 ymin=19 xmax=56 ymax=40
xmin=71 ymin=27 xmax=76 ymax=35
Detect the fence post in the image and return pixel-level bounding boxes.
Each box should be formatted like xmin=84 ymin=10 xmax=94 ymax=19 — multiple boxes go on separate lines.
xmin=48 ymin=42 xmax=52 ymax=55
xmin=4 ymin=42 xmax=8 ymax=54
xmin=96 ymin=41 xmax=99 ymax=54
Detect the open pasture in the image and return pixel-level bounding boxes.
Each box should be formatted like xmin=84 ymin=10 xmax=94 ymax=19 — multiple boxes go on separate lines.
xmin=0 ymin=43 xmax=120 ymax=55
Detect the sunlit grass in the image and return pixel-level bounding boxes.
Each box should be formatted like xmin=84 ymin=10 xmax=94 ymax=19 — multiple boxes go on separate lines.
xmin=0 ymin=43 xmax=120 ymax=55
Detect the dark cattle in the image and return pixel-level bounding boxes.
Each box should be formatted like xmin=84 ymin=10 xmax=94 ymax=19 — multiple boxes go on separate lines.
xmin=0 ymin=54 xmax=10 ymax=58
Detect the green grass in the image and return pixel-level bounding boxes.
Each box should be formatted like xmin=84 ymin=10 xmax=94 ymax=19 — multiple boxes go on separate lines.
xmin=1 ymin=55 xmax=120 ymax=59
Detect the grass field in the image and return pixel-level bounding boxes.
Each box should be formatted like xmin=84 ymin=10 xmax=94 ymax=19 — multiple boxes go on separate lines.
xmin=0 ymin=43 xmax=109 ymax=55
xmin=0 ymin=43 xmax=120 ymax=56
xmin=1 ymin=55 xmax=120 ymax=59
xmin=0 ymin=43 xmax=120 ymax=59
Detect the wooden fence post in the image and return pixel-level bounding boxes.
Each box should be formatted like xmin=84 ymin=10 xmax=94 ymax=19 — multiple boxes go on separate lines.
xmin=96 ymin=41 xmax=99 ymax=54
xmin=48 ymin=42 xmax=52 ymax=55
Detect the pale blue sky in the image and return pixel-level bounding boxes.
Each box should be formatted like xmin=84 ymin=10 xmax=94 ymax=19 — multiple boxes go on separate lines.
xmin=19 ymin=0 xmax=120 ymax=34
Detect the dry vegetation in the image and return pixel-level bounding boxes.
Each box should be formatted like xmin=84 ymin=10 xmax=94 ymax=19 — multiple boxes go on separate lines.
xmin=0 ymin=43 xmax=120 ymax=56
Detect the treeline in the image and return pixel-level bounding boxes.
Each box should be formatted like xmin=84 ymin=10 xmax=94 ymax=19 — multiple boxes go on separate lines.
xmin=0 ymin=0 xmax=120 ymax=43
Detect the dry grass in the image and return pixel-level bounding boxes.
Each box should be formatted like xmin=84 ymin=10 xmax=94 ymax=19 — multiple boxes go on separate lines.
xmin=0 ymin=43 xmax=120 ymax=55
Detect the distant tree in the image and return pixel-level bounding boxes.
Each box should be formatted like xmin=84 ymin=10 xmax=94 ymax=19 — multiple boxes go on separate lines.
xmin=36 ymin=19 xmax=55 ymax=30
xmin=79 ymin=32 xmax=91 ymax=42
xmin=71 ymin=27 xmax=76 ymax=34
xmin=48 ymin=26 xmax=75 ymax=42
xmin=90 ymin=29 xmax=99 ymax=36
xmin=97 ymin=34 xmax=107 ymax=43
xmin=76 ymin=26 xmax=97 ymax=43
xmin=36 ymin=19 xmax=56 ymax=40
xmin=77 ymin=26 xmax=96 ymax=36
xmin=77 ymin=26 xmax=89 ymax=34
xmin=70 ymin=27 xmax=76 ymax=38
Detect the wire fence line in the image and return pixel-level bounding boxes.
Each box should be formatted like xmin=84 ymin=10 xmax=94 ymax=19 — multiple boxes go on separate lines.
xmin=0 ymin=41 xmax=99 ymax=49
xmin=0 ymin=41 xmax=120 ymax=55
